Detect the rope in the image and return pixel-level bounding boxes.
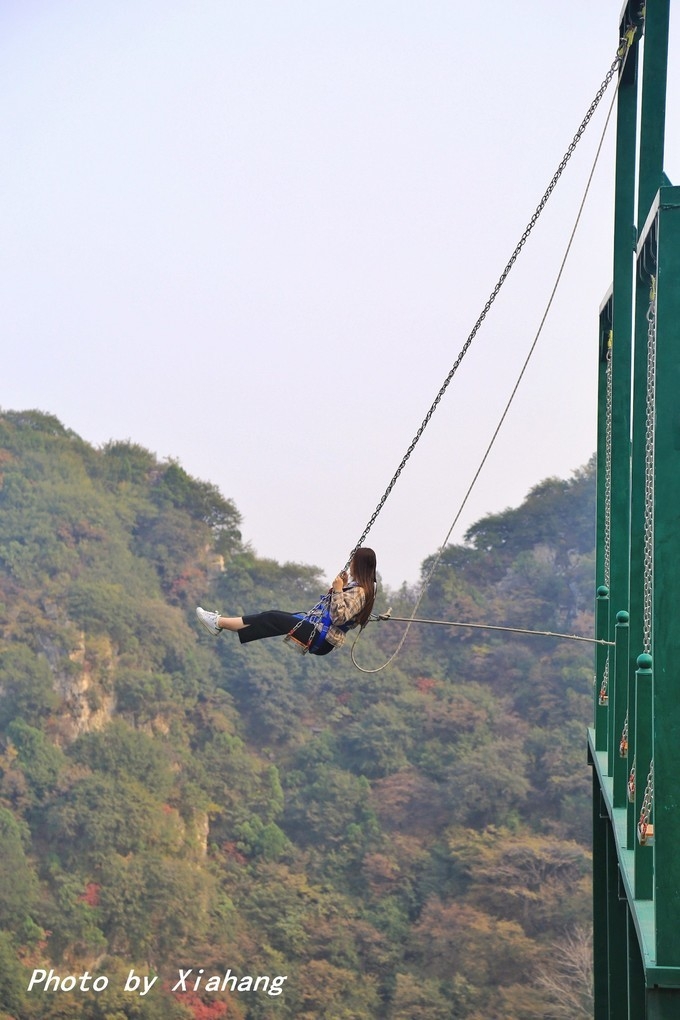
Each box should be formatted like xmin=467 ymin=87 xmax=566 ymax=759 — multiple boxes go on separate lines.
xmin=347 ymin=43 xmax=629 ymax=567
xmin=363 ymin=612 xmax=615 ymax=646
xmin=350 ymin=36 xmax=633 ymax=674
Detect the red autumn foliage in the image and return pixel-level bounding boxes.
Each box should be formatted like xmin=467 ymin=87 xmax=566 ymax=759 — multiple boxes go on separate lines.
xmin=221 ymin=840 xmax=248 ymax=865
xmin=414 ymin=676 xmax=438 ymax=694
xmin=172 ymin=990 xmax=229 ymax=1019
xmin=78 ymin=882 xmax=101 ymax=907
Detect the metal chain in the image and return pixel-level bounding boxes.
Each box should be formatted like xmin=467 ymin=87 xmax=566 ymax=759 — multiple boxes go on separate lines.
xmin=638 ymin=759 xmax=654 ymax=845
xmin=284 ymin=592 xmax=331 ymax=654
xmin=596 ymin=331 xmax=614 ymax=707
xmin=627 ymin=754 xmax=636 ymax=803
xmin=619 ymin=711 xmax=628 ymax=757
xmin=642 ymin=276 xmax=657 ymax=654
xmin=598 ymin=656 xmax=610 ymax=705
xmin=348 ymin=51 xmax=627 ymax=560
xmin=603 ymin=333 xmax=613 ymax=589
xmin=637 ymin=274 xmax=657 ymax=842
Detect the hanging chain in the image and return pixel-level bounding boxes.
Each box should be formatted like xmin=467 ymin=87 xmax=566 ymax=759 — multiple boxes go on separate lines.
xmin=598 ymin=656 xmax=610 ymax=706
xmin=603 ymin=332 xmax=614 ymax=589
xmin=284 ymin=592 xmax=332 ymax=654
xmin=619 ymin=712 xmax=629 ymax=757
xmin=642 ymin=276 xmax=657 ymax=655
xmin=595 ymin=333 xmax=614 ymax=704
xmin=348 ymin=49 xmax=629 ymax=561
xmin=638 ymin=759 xmax=655 ymax=845
xmin=636 ymin=277 xmax=657 ymax=843
xmin=628 ymin=754 xmax=636 ymax=803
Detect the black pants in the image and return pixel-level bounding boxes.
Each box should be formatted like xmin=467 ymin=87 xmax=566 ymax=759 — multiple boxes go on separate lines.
xmin=239 ymin=611 xmax=334 ymax=655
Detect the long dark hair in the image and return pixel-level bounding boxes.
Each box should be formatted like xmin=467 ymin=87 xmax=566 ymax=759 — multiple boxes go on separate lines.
xmin=350 ymin=547 xmax=377 ymax=628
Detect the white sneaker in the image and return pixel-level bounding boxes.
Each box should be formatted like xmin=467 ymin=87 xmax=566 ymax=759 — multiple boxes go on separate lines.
xmin=196 ymin=607 xmax=222 ymax=636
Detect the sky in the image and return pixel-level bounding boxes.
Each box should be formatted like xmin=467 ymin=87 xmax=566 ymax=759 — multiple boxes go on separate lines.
xmin=2 ymin=1 xmax=679 ymax=590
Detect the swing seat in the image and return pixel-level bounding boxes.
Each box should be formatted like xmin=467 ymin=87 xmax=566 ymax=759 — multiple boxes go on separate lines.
xmin=285 ymin=610 xmax=326 ymax=654
xmin=284 ymin=631 xmax=313 ymax=654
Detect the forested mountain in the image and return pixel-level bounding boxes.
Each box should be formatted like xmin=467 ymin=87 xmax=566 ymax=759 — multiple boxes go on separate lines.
xmin=0 ymin=410 xmax=596 ymax=1020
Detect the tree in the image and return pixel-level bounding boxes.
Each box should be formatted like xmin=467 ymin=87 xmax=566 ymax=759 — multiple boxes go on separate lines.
xmin=444 ymin=827 xmax=591 ymax=937
xmin=0 ymin=646 xmax=58 ymax=728
xmin=339 ymin=703 xmax=413 ymax=778
xmin=0 ymin=807 xmax=39 ymax=937
xmin=97 ymin=853 xmax=214 ymax=963
xmin=45 ymin=774 xmax=184 ymax=867
xmin=284 ymin=765 xmax=378 ymax=853
xmin=4 ymin=720 xmax=68 ymax=804
xmin=0 ymin=931 xmax=28 ymax=1017
xmin=388 ymin=972 xmax=457 ymax=1020
xmin=535 ymin=925 xmax=594 ymax=1019
xmin=40 ymin=869 xmax=106 ymax=960
xmin=0 ymin=410 xmax=602 ymax=1016
xmin=410 ymin=898 xmax=538 ymax=989
xmin=443 ymin=740 xmax=531 ymax=829
xmin=70 ymin=721 xmax=175 ymax=799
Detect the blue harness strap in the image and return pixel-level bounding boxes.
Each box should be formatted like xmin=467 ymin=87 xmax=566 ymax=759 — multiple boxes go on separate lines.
xmin=288 ymin=584 xmax=359 ymax=655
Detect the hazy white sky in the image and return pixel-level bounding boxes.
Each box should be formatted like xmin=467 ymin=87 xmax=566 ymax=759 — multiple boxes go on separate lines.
xmin=2 ymin=2 xmax=678 ymax=589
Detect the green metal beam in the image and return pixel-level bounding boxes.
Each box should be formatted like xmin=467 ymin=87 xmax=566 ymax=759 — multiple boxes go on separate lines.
xmin=607 ymin=825 xmax=630 ymax=1016
xmin=607 ymin=10 xmax=639 ymax=630
xmin=591 ymin=5 xmax=680 ymax=1011
xmin=591 ymin=6 xmax=680 ymax=1013
xmin=610 ymin=611 xmax=630 ymax=804
xmin=592 ymin=763 xmax=610 ymax=1019
xmin=633 ymin=655 xmax=653 ymax=902
xmin=636 ymin=0 xmax=670 ymax=226
xmin=649 ymin=187 xmax=680 ymax=967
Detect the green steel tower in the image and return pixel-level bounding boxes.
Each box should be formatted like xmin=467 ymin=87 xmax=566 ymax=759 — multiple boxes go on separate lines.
xmin=589 ymin=0 xmax=680 ymax=1016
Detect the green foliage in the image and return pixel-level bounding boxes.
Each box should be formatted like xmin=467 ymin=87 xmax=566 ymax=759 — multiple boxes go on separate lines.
xmin=0 ymin=930 xmax=29 ymax=1017
xmin=0 ymin=646 xmax=59 ymax=728
xmin=132 ymin=510 xmax=209 ymax=590
xmin=464 ymin=458 xmax=596 ymax=565
xmin=151 ymin=460 xmax=238 ymax=528
xmin=197 ymin=732 xmax=285 ymax=835
xmin=41 ymin=869 xmax=107 ymax=960
xmin=0 ymin=411 xmax=598 ymax=1018
xmin=113 ymin=670 xmax=176 ymax=724
xmin=45 ymin=773 xmax=184 ymax=867
xmin=388 ymin=972 xmax=453 ymax=1020
xmin=70 ymin=721 xmax=175 ymax=798
xmin=443 ymin=826 xmax=591 ymax=937
xmin=0 ymin=807 xmax=39 ymax=937
xmin=285 ymin=764 xmax=379 ymax=856
xmin=234 ymin=818 xmax=289 ymax=861
xmin=97 ymin=853 xmax=214 ymax=963
xmin=4 ymin=720 xmax=68 ymax=804
xmin=339 ymin=703 xmax=413 ymax=778
xmin=101 ymin=439 xmax=158 ymax=486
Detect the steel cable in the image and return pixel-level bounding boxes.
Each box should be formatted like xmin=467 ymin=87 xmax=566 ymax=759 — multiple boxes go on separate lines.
xmin=349 ymin=36 xmax=635 ymax=673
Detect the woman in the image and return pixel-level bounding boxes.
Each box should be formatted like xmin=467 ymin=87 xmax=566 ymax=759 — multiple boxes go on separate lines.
xmin=196 ymin=547 xmax=377 ymax=656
